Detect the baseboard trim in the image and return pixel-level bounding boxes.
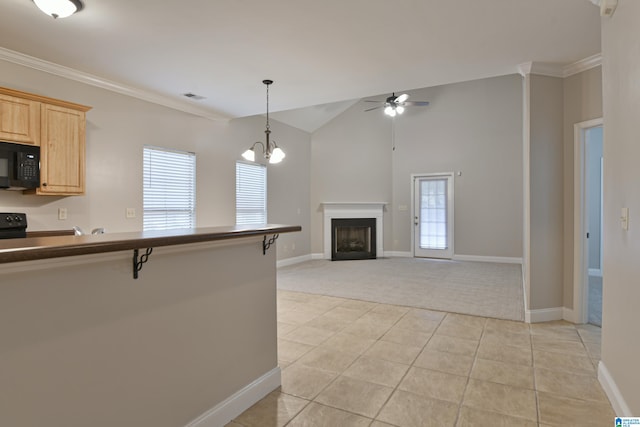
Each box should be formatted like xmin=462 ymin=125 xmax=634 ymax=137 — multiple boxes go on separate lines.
xmin=452 ymin=254 xmax=523 ymax=264
xmin=526 ymin=307 xmax=564 ymax=323
xmin=562 ymin=307 xmax=576 ymax=323
xmin=383 ymin=251 xmax=412 ymax=258
xmin=277 ymin=254 xmax=312 ymax=268
xmin=598 ymin=361 xmax=632 ymax=416
xmin=184 ymin=367 xmax=281 ymax=427
xmin=588 ymin=268 xmax=603 ymax=277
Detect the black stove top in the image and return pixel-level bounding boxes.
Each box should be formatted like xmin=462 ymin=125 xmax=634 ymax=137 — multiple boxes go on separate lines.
xmin=0 ymin=213 xmax=27 ymax=239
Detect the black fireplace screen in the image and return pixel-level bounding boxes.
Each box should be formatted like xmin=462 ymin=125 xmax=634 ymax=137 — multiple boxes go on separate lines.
xmin=331 ymin=218 xmax=376 ymax=260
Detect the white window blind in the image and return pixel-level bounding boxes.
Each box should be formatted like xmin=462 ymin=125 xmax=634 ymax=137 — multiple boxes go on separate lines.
xmin=143 ymin=145 xmax=196 ymax=231
xmin=236 ymin=161 xmax=267 ymax=225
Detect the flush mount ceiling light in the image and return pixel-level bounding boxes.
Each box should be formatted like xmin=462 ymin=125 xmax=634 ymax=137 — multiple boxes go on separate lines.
xmin=33 ymin=0 xmax=83 ymax=19
xmin=242 ymin=80 xmax=286 ymax=165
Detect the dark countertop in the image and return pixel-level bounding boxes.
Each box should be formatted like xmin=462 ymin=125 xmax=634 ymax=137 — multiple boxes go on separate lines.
xmin=0 ymin=224 xmax=301 ymax=264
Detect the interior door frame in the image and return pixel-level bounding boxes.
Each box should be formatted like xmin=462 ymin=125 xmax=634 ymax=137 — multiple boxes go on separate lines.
xmin=411 ymin=172 xmax=455 ymax=259
xmin=573 ymin=117 xmax=603 ymax=324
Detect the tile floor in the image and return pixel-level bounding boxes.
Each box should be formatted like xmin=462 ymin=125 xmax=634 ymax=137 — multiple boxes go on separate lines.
xmin=227 ymin=290 xmax=613 ymax=427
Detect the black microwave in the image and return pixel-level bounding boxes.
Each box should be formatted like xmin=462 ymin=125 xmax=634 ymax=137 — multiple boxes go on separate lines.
xmin=0 ymin=141 xmax=40 ymax=190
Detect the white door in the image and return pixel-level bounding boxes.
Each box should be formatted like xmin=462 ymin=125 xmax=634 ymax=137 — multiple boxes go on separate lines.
xmin=413 ymin=174 xmax=454 ymax=258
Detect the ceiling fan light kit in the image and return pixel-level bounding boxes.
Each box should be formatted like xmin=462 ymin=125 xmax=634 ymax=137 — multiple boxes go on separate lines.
xmin=365 ymin=92 xmax=429 ymax=117
xmin=241 ymin=80 xmax=286 ymax=165
xmin=33 ymin=0 xmax=83 ymax=18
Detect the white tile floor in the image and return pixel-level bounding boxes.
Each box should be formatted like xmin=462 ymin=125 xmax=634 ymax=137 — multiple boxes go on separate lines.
xmin=227 ymin=290 xmax=612 ymax=427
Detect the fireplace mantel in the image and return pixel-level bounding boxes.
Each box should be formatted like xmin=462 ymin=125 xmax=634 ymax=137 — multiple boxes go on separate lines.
xmin=322 ymin=203 xmax=386 ymax=259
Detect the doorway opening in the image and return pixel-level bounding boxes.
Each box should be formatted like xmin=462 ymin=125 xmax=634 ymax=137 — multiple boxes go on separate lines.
xmin=412 ymin=173 xmax=454 ymax=259
xmin=574 ymin=118 xmax=603 ymax=326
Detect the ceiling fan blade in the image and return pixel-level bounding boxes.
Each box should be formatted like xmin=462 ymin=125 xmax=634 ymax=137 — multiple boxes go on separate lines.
xmin=395 ymin=93 xmax=409 ymax=103
xmin=404 ymin=101 xmax=430 ymax=106
xmin=364 ymin=100 xmax=383 ymax=103
xmin=364 ymin=106 xmax=382 ymax=112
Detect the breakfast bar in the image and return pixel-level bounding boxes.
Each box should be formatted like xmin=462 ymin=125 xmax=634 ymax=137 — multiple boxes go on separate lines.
xmin=0 ymin=224 xmax=301 ymax=427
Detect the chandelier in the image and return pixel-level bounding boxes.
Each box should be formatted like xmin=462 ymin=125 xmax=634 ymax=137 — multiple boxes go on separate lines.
xmin=242 ymin=80 xmax=286 ymax=164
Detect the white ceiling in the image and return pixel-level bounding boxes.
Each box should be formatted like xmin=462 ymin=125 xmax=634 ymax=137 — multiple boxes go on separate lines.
xmin=0 ymin=0 xmax=601 ymax=131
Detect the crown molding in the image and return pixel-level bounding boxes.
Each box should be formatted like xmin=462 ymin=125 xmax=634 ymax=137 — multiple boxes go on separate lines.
xmin=563 ymin=53 xmax=602 ymax=77
xmin=517 ymin=62 xmax=533 ymax=77
xmin=517 ymin=53 xmax=602 ymax=79
xmin=0 ymin=47 xmax=229 ymax=121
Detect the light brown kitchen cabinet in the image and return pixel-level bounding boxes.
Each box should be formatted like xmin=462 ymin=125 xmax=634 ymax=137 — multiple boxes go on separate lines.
xmin=0 ymin=86 xmax=91 ymax=196
xmin=38 ymin=104 xmax=86 ymax=195
xmin=0 ymin=93 xmax=40 ymax=146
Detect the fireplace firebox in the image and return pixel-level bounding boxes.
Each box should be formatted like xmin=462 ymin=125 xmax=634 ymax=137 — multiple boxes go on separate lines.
xmin=331 ymin=218 xmax=376 ymax=260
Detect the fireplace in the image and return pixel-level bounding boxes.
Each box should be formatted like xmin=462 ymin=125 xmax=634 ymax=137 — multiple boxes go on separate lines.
xmin=322 ymin=202 xmax=385 ymax=260
xmin=331 ymin=218 xmax=376 ymax=260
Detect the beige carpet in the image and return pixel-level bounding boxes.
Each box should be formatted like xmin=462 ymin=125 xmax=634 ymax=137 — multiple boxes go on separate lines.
xmin=277 ymin=257 xmax=524 ymax=321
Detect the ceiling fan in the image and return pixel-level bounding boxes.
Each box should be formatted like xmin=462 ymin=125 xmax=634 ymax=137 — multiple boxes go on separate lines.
xmin=364 ymin=93 xmax=430 ymax=117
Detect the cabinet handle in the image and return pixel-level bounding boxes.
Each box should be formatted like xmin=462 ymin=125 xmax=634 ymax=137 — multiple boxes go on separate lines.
xmin=42 ymin=183 xmax=47 ymax=187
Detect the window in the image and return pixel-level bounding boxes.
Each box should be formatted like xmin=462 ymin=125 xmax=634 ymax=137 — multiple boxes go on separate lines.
xmin=236 ymin=161 xmax=266 ymax=225
xmin=143 ymin=145 xmax=196 ymax=230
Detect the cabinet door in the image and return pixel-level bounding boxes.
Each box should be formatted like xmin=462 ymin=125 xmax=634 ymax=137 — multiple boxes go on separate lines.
xmin=0 ymin=94 xmax=40 ymax=145
xmin=39 ymin=104 xmax=85 ymax=195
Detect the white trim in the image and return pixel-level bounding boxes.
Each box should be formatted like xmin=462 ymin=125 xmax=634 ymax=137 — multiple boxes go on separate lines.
xmin=277 ymin=254 xmax=312 ymax=268
xmin=563 ymin=53 xmax=602 ymax=77
xmin=384 ymin=251 xmax=412 ymax=258
xmin=0 ymin=47 xmax=227 ymax=122
xmin=598 ymin=361 xmax=633 ymax=417
xmin=518 ymin=55 xmax=602 ymax=80
xmin=522 ymin=267 xmax=529 ymax=324
xmin=321 ymin=203 xmax=386 ymax=260
xmin=574 ymin=118 xmax=604 ymax=325
xmin=588 ymin=268 xmax=603 ymax=278
xmin=522 ymin=71 xmax=532 ymax=320
xmin=526 ymin=307 xmax=564 ymax=323
xmin=562 ymin=307 xmax=577 ymax=323
xmin=452 ymin=254 xmax=522 ymax=264
xmin=184 ymin=367 xmax=281 ymax=427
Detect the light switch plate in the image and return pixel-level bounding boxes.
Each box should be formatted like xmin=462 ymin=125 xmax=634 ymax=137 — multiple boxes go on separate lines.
xmin=58 ymin=208 xmax=67 ymax=220
xmin=621 ymin=207 xmax=629 ymax=230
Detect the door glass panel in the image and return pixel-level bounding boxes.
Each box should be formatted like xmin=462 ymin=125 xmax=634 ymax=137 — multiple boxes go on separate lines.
xmin=419 ymin=178 xmax=448 ymax=250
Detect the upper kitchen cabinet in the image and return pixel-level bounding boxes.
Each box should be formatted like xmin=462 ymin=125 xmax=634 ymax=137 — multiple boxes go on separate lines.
xmin=38 ymin=104 xmax=87 ymax=195
xmin=0 ymin=93 xmax=40 ymax=146
xmin=0 ymin=86 xmax=91 ymax=196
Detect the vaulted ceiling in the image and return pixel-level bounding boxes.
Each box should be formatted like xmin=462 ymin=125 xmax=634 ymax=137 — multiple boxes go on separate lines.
xmin=0 ymin=0 xmax=601 ymax=131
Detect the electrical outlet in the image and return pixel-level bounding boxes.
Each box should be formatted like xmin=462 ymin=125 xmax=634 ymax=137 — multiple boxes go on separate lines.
xmin=58 ymin=208 xmax=67 ymax=220
xmin=292 ymin=242 xmax=296 ymax=251
xmin=126 ymin=208 xmax=136 ymax=219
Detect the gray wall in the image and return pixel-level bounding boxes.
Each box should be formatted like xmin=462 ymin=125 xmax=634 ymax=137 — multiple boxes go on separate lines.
xmin=0 ymin=60 xmax=311 ymax=260
xmin=529 ymin=75 xmax=564 ymax=310
xmin=310 ymin=100 xmax=393 ymax=254
xmin=562 ymin=66 xmax=603 ymax=308
xmin=601 ymin=0 xmax=640 ymax=414
xmin=311 ymin=75 xmax=523 ymax=259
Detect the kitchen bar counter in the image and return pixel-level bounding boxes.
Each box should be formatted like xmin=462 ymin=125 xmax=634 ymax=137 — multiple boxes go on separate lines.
xmin=0 ymin=224 xmax=300 ymax=264
xmin=0 ymin=224 xmax=300 ymax=427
